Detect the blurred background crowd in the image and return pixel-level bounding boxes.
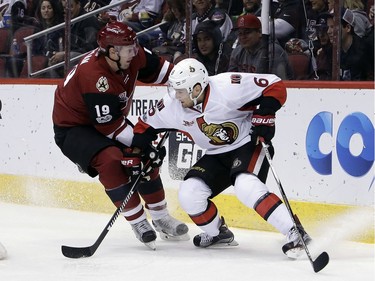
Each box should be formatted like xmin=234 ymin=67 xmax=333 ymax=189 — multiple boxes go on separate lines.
xmin=0 ymin=0 xmax=373 ymax=81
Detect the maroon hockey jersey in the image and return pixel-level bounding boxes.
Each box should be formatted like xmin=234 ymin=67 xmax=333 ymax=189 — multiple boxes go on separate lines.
xmin=52 ymin=47 xmax=173 ymax=139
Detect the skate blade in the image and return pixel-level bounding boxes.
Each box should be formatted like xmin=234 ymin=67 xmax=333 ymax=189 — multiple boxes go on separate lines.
xmin=144 ymin=241 xmax=156 ymax=250
xmin=158 ymin=232 xmax=190 ymax=241
xmin=207 ymin=240 xmax=239 ymax=248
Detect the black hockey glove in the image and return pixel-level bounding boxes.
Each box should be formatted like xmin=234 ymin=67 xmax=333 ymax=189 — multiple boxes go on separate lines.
xmin=250 ymin=108 xmax=275 ymax=145
xmin=144 ymin=145 xmax=166 ymax=169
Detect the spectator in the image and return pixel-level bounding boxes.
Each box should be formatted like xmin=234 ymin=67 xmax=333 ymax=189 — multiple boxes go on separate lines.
xmin=25 ymin=0 xmax=40 ymax=18
xmin=228 ymin=14 xmax=293 ymax=80
xmin=312 ymin=13 xmax=332 ymax=80
xmin=185 ymin=0 xmax=233 ymax=42
xmin=48 ymin=0 xmax=101 ymax=77
xmin=0 ymin=0 xmax=38 ymax=31
xmin=230 ymin=0 xmax=261 ymax=49
xmin=240 ymin=0 xmax=261 ymax=16
xmin=116 ymin=0 xmax=163 ymax=28
xmin=1 ymin=0 xmax=39 ymax=77
xmin=303 ymin=0 xmax=328 ymax=43
xmin=327 ymin=8 xmax=372 ymax=80
xmin=82 ymin=0 xmax=110 ymax=14
xmin=0 ymin=1 xmax=9 ymax=27
xmin=192 ymin=20 xmax=231 ymax=75
xmin=152 ymin=0 xmax=186 ymax=61
xmin=82 ymin=0 xmax=110 ymax=27
xmin=106 ymin=0 xmax=165 ymax=47
xmin=0 ymin=0 xmax=11 ymax=29
xmin=230 ymin=0 xmax=261 ymax=36
xmin=33 ymin=0 xmax=64 ymax=58
xmin=233 ymin=0 xmax=303 ymax=50
xmin=344 ymin=0 xmax=372 ymax=38
xmin=215 ymin=0 xmax=243 ymax=17
xmin=271 ymin=0 xmax=305 ymax=48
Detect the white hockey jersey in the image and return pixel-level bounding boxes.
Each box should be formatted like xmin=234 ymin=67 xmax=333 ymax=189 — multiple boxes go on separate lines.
xmin=135 ymin=72 xmax=286 ymax=155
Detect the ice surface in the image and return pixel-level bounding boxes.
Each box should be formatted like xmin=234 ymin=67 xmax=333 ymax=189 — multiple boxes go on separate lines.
xmin=0 ymin=202 xmax=374 ymax=281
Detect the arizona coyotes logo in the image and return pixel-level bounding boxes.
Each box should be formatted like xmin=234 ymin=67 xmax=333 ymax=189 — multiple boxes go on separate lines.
xmin=96 ymin=76 xmax=109 ymax=92
xmin=196 ymin=117 xmax=239 ymax=145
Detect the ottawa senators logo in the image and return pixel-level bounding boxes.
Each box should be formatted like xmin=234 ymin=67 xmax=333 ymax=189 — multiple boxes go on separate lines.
xmin=197 ymin=117 xmax=239 ymax=145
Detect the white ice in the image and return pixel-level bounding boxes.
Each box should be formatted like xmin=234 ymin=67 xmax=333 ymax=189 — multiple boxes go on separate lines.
xmin=0 ymin=202 xmax=374 ymax=281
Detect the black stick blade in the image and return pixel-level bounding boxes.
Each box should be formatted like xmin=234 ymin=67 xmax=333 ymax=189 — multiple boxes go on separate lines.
xmin=313 ymin=252 xmax=329 ymax=273
xmin=61 ymin=245 xmax=95 ymax=259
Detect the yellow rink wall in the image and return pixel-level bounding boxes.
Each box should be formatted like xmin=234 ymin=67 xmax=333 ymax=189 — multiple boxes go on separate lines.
xmin=0 ymin=79 xmax=374 ymax=244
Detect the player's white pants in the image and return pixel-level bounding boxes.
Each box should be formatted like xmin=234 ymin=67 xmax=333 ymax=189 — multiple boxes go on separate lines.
xmin=179 ymin=177 xmax=221 ymax=236
xmin=179 ymin=174 xmax=294 ymax=236
xmin=234 ymin=173 xmax=293 ymax=235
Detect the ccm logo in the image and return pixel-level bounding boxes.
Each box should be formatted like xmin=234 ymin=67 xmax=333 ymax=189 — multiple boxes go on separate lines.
xmin=251 ymin=117 xmax=275 ymax=125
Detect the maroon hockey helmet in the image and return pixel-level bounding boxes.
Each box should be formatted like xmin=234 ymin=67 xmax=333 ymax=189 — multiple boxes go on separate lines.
xmin=97 ymin=21 xmax=137 ymax=52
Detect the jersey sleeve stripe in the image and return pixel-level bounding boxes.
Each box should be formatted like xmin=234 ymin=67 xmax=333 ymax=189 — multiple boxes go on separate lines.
xmin=154 ymin=60 xmax=172 ymax=84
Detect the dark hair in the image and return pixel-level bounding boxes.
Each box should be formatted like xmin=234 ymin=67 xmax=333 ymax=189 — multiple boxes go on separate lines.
xmin=35 ymin=0 xmax=64 ymax=28
xmin=193 ymin=20 xmax=223 ymax=55
xmin=164 ymin=0 xmax=186 ymax=22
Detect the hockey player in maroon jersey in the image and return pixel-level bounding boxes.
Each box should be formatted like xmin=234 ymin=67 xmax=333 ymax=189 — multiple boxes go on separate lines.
xmin=52 ymin=21 xmax=188 ymax=250
xmin=131 ymin=58 xmax=311 ymax=257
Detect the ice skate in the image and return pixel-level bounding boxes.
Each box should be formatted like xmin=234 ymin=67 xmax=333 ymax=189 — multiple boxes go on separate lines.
xmin=282 ymin=224 xmax=312 ymax=259
xmin=131 ymin=219 xmax=157 ymax=250
xmin=193 ymin=217 xmax=238 ymax=248
xmin=152 ymin=214 xmax=190 ymax=241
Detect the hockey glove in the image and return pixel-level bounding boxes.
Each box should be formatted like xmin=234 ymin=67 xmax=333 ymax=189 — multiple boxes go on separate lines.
xmin=121 ymin=148 xmax=145 ymax=180
xmin=251 ymin=108 xmax=275 ymax=145
xmin=144 ymin=145 xmax=166 ymax=169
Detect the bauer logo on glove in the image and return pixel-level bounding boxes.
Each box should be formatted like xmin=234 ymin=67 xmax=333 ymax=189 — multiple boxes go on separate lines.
xmin=250 ymin=108 xmax=276 ymax=144
xmin=251 ymin=116 xmax=275 ymax=125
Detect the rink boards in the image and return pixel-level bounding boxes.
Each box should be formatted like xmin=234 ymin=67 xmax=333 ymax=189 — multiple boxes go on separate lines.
xmin=0 ymin=79 xmax=373 ymax=243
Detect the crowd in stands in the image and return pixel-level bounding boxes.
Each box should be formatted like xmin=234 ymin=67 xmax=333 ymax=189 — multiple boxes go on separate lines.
xmin=0 ymin=0 xmax=373 ymax=81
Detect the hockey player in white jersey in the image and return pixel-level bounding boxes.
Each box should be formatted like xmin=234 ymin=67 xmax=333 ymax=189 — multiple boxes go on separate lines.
xmin=131 ymin=58 xmax=311 ymax=257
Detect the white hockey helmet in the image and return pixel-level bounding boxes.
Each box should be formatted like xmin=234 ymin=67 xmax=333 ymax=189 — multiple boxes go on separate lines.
xmin=168 ymin=58 xmax=209 ymax=95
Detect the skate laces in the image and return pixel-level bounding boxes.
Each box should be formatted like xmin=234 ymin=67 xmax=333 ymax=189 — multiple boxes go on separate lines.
xmin=193 ymin=232 xmax=215 ymax=247
xmin=133 ymin=219 xmax=153 ymax=235
xmin=287 ymin=226 xmax=310 ymax=246
xmin=287 ymin=227 xmax=301 ymax=245
xmin=198 ymin=233 xmax=214 ymax=244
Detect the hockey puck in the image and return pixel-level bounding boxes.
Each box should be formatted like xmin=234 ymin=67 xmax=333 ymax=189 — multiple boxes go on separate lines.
xmin=0 ymin=242 xmax=7 ymax=260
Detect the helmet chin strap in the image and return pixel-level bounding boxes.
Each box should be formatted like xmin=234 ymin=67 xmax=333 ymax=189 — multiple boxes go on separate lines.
xmin=108 ymin=55 xmax=122 ymax=70
xmin=189 ymin=93 xmax=198 ymax=106
xmin=106 ymin=48 xmax=122 ymax=70
xmin=189 ymin=88 xmax=204 ymax=106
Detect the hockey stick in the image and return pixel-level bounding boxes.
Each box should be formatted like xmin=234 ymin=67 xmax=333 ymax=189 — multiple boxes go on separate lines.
xmin=260 ymin=139 xmax=329 ymax=273
xmin=61 ymin=131 xmax=170 ymax=259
